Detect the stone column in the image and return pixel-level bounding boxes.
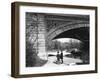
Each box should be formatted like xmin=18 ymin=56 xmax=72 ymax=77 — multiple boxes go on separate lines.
xmin=37 ymin=14 xmax=47 ymax=60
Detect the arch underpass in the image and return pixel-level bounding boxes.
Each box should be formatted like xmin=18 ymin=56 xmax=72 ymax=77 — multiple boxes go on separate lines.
xmin=46 ymin=22 xmax=89 ymax=41
xmin=52 ymin=27 xmax=89 ymax=41
xmin=46 ymin=22 xmax=90 ymax=64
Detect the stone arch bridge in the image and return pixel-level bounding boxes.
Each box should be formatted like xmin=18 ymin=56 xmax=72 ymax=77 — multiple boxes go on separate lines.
xmin=46 ymin=21 xmax=89 ymax=41
xmin=45 ymin=14 xmax=89 ymax=63
xmin=45 ymin=14 xmax=89 ymax=42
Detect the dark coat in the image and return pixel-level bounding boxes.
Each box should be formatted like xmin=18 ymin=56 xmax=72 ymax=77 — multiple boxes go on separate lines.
xmin=60 ymin=52 xmax=63 ymax=59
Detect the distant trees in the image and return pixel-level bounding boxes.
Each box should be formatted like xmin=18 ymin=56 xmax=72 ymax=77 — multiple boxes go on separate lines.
xmin=46 ymin=38 xmax=82 ymax=52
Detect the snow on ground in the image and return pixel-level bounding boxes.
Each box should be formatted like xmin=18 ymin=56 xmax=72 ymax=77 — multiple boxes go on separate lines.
xmin=43 ymin=51 xmax=82 ymax=67
xmin=44 ymin=56 xmax=82 ymax=67
xmin=47 ymin=50 xmax=71 ymax=56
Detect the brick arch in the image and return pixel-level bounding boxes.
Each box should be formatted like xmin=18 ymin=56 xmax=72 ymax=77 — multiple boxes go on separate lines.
xmin=46 ymin=22 xmax=89 ymax=41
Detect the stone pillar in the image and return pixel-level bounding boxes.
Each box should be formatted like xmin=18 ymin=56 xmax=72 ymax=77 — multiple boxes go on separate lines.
xmin=37 ymin=14 xmax=47 ymax=60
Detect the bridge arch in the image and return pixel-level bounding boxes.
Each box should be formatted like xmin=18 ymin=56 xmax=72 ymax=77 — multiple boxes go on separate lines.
xmin=46 ymin=22 xmax=89 ymax=41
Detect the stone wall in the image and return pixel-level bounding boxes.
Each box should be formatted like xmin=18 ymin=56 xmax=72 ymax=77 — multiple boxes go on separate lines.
xmin=26 ymin=13 xmax=47 ymax=67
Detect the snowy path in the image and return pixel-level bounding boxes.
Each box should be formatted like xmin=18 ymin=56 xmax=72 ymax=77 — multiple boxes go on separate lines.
xmin=44 ymin=56 xmax=82 ymax=67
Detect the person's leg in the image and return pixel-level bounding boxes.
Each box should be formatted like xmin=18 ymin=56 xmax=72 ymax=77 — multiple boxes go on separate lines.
xmin=61 ymin=59 xmax=62 ymax=64
xmin=57 ymin=57 xmax=59 ymax=61
xmin=62 ymin=59 xmax=63 ymax=63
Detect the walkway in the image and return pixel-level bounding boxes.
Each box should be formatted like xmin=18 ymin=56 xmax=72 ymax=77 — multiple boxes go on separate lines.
xmin=43 ymin=51 xmax=82 ymax=67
